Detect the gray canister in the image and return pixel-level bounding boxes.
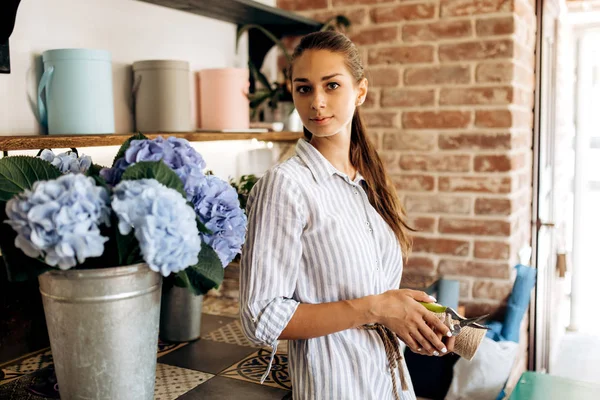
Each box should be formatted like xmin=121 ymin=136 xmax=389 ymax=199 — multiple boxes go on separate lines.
xmin=38 ymin=264 xmax=162 ymax=400
xmin=160 ymin=285 xmax=203 ymax=342
xmin=132 ymin=60 xmax=191 ymax=132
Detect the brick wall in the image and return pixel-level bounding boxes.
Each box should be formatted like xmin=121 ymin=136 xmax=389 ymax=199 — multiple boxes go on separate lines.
xmin=278 ymin=0 xmax=538 ymax=317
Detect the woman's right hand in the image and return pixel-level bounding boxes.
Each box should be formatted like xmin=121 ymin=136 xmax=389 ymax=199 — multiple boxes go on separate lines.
xmin=374 ymin=289 xmax=453 ymax=356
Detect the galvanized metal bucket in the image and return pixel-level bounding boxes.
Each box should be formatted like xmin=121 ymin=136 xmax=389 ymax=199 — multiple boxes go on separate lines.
xmin=160 ymin=286 xmax=203 ymax=342
xmin=38 ymin=264 xmax=162 ymax=400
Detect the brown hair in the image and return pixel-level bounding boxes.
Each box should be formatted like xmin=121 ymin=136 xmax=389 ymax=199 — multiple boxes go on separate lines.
xmin=289 ymin=31 xmax=413 ymax=255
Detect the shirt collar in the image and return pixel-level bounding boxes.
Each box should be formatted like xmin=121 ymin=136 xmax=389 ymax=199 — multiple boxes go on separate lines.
xmin=295 ymin=138 xmax=366 ymax=186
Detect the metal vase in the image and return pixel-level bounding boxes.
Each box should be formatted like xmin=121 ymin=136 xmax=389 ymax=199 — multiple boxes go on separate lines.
xmin=159 ymin=285 xmax=203 ymax=342
xmin=38 ymin=264 xmax=162 ymax=400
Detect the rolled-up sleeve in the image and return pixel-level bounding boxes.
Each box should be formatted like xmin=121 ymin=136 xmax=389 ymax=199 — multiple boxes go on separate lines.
xmin=239 ymin=168 xmax=305 ymax=382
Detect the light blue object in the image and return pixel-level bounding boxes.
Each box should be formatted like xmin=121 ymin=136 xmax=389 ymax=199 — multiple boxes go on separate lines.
xmin=437 ymin=279 xmax=460 ymax=310
xmin=38 ymin=49 xmax=115 ymax=134
xmin=501 ymin=264 xmax=537 ymax=342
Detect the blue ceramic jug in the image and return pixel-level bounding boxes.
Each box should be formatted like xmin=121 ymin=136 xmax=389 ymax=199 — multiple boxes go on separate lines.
xmin=38 ymin=49 xmax=115 ymax=134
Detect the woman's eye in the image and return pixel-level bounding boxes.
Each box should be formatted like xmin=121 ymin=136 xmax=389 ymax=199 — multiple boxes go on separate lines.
xmin=296 ymin=86 xmax=311 ymax=94
xmin=327 ymin=82 xmax=340 ymax=90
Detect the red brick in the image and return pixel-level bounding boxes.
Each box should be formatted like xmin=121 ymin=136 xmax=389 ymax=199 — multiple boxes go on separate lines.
xmin=404 ymin=65 xmax=471 ymax=86
xmin=362 ymin=90 xmax=379 ymax=108
xmin=308 ymin=8 xmax=369 ymax=26
xmin=474 ymin=241 xmax=511 ymax=260
xmin=332 ymin=0 xmax=394 ymax=5
xmin=368 ymin=45 xmax=434 ymax=65
xmin=439 ymin=218 xmax=511 ymax=236
xmin=474 ymin=154 xmax=521 ymax=172
xmin=475 ymin=110 xmax=513 ymax=128
xmin=380 ymin=151 xmax=401 ymax=173
xmin=408 ymin=217 xmax=436 ymax=233
xmin=403 ymin=111 xmax=471 ymax=129
xmin=440 ymin=87 xmax=513 ymax=105
xmin=440 ymin=0 xmax=514 ymax=17
xmin=476 ymin=16 xmax=515 ymax=36
xmin=476 ymin=62 xmax=514 ymax=83
xmin=349 ymin=26 xmax=398 ymax=46
xmin=367 ymin=67 xmax=400 ymax=87
xmin=382 ymin=132 xmax=437 ymax=151
xmin=393 ymin=174 xmax=435 ymax=191
xmin=475 ymin=198 xmax=512 ymax=215
xmin=439 ymin=39 xmax=513 ymax=62
xmin=413 ymin=237 xmax=470 ymax=256
xmin=362 ymin=111 xmax=398 ymax=128
xmin=403 ymin=20 xmax=472 ymax=42
xmin=371 ymin=4 xmax=436 ymax=23
xmin=405 ymin=256 xmax=436 ymax=274
xmin=405 ymin=195 xmax=472 ymax=214
xmin=400 ymin=154 xmax=471 ymax=172
xmin=439 ymin=259 xmax=511 ymax=279
xmin=439 ymin=176 xmax=512 ymax=193
xmin=439 ymin=133 xmax=512 ymax=150
xmin=459 ymin=279 xmax=472 ymax=299
xmin=277 ymin=0 xmax=328 ymax=11
xmin=473 ymin=280 xmax=513 ymax=300
xmin=381 ymin=89 xmax=435 ymax=108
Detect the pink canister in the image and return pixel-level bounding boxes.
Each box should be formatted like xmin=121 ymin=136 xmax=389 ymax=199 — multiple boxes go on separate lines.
xmin=197 ymin=68 xmax=250 ymax=130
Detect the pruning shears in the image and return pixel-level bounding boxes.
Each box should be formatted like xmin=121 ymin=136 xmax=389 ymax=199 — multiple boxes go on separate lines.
xmin=418 ymin=301 xmax=490 ymax=336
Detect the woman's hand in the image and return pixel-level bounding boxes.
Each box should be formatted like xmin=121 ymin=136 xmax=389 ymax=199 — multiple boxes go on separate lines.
xmin=374 ymin=289 xmax=455 ymax=356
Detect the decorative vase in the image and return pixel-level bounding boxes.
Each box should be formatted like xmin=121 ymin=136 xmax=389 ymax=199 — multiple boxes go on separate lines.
xmin=38 ymin=263 xmax=162 ymax=400
xmin=159 ymin=285 xmax=204 ymax=342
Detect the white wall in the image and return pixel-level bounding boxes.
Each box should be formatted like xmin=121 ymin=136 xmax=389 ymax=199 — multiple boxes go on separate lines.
xmin=0 ymin=0 xmax=282 ymax=179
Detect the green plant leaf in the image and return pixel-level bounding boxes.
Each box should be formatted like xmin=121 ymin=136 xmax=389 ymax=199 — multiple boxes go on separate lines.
xmin=86 ymin=162 xmax=105 ymax=178
xmin=0 ymin=156 xmax=62 ymax=202
xmin=112 ymin=132 xmax=148 ymax=167
xmin=115 ymin=229 xmax=142 ymax=267
xmin=121 ymin=161 xmax=186 ymax=199
xmin=196 ymin=216 xmax=212 ymax=236
xmin=249 ymin=61 xmax=273 ymax=91
xmin=181 ymin=242 xmax=224 ymax=295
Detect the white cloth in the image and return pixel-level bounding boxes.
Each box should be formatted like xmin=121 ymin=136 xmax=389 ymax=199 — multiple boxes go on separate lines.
xmin=240 ymin=139 xmax=416 ymax=400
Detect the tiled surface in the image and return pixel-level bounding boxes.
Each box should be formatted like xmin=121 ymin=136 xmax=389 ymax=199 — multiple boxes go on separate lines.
xmin=0 ymin=310 xmax=292 ymax=399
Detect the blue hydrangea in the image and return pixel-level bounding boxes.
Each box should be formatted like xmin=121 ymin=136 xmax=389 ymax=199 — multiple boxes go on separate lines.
xmin=190 ymin=175 xmax=247 ymax=267
xmin=5 ymin=174 xmax=111 ymax=270
xmin=111 ymin=179 xmax=201 ymax=277
xmin=39 ymin=149 xmax=92 ymax=174
xmin=100 ymin=136 xmax=207 ymax=197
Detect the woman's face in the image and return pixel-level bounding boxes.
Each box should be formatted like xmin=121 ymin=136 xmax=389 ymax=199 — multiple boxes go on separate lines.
xmin=291 ymin=49 xmax=367 ymax=138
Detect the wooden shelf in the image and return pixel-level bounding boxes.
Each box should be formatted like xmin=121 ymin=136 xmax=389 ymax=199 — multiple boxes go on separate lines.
xmin=0 ymin=131 xmax=303 ymax=152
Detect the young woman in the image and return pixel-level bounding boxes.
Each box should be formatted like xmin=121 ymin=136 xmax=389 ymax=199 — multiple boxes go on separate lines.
xmin=240 ymin=31 xmax=455 ymax=400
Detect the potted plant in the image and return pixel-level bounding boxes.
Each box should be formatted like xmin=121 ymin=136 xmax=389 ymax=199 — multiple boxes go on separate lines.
xmin=237 ymin=15 xmax=351 ymax=128
xmin=0 ymin=133 xmax=246 ymax=399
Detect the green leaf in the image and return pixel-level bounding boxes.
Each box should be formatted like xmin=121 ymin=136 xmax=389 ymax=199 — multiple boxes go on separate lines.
xmin=196 ymin=216 xmax=212 ymax=236
xmin=249 ymin=61 xmax=273 ymax=91
xmin=121 ymin=161 xmax=186 ymax=199
xmin=116 ymin=229 xmax=142 ymax=267
xmin=112 ymin=132 xmax=148 ymax=167
xmin=86 ymin=163 xmax=105 ymax=178
xmin=181 ymin=242 xmax=224 ymax=295
xmin=0 ymin=156 xmax=62 ymax=202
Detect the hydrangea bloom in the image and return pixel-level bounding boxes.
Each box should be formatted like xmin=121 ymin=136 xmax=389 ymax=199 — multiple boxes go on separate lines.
xmin=5 ymin=174 xmax=111 ymax=269
xmin=39 ymin=149 xmax=92 ymax=174
xmin=190 ymin=175 xmax=247 ymax=267
xmin=100 ymin=137 xmax=206 ymax=197
xmin=111 ymin=179 xmax=201 ymax=277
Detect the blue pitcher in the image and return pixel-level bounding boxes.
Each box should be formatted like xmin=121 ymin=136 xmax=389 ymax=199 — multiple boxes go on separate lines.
xmin=38 ymin=49 xmax=115 ymax=135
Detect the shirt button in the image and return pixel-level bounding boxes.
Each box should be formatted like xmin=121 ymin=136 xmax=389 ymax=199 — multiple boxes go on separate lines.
xmin=354 ymin=190 xmax=358 ymax=195
xmin=366 ymin=221 xmax=370 ymax=226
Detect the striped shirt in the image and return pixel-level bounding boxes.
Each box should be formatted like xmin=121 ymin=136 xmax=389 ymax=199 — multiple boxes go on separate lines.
xmin=240 ymin=139 xmax=416 ymax=400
